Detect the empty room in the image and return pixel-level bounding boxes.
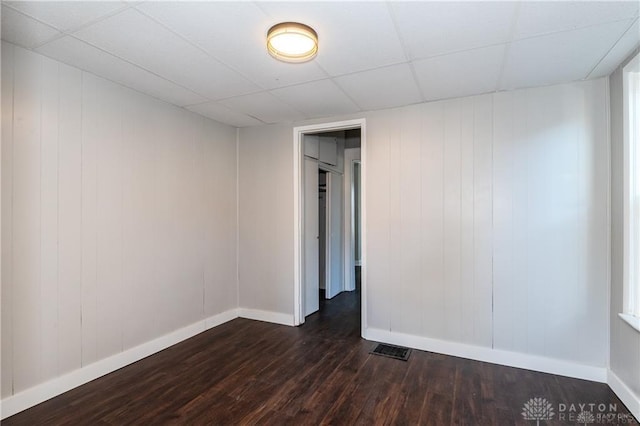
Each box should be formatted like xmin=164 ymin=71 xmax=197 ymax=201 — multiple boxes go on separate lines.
xmin=1 ymin=0 xmax=639 ymax=424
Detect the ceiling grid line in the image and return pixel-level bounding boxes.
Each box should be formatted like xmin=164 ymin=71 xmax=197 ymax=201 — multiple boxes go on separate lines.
xmin=384 ymin=0 xmax=427 ymax=102
xmin=49 ymin=34 xmax=206 ymax=103
xmin=132 ymin=5 xmax=268 ymax=93
xmin=496 ymin=1 xmax=523 ymax=92
xmin=3 ymin=1 xmax=638 ymax=127
xmin=2 ymin=3 xmax=62 ymax=47
xmin=586 ymin=17 xmax=640 ymax=79
xmin=3 ymin=1 xmax=135 ymax=48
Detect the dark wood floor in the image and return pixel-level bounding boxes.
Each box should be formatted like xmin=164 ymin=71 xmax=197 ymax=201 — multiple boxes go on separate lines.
xmin=5 ymin=287 xmax=636 ymax=425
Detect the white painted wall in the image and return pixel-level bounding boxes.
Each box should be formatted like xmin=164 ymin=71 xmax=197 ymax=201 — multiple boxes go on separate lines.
xmin=366 ymin=96 xmax=495 ymax=343
xmin=610 ymin=48 xmax=640 ymax=411
xmin=237 ymin=78 xmax=610 ymax=372
xmin=370 ymin=81 xmax=608 ymax=369
xmin=493 ymin=81 xmax=609 ymax=365
xmin=1 ymin=43 xmax=238 ymax=398
xmin=237 ymin=124 xmax=294 ymax=320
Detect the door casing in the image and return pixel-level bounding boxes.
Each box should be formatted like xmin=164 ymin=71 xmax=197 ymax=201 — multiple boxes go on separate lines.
xmin=293 ymin=118 xmax=367 ymax=330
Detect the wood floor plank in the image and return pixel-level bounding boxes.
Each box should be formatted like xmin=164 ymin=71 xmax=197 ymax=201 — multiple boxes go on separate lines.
xmin=4 ymin=288 xmax=636 ymax=425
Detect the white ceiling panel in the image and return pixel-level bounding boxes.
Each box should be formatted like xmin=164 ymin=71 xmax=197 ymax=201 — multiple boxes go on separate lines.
xmin=271 ymin=79 xmax=360 ymax=119
xmin=259 ymin=1 xmax=406 ymax=76
xmin=589 ymin=19 xmax=640 ymax=78
xmin=413 ymin=45 xmax=505 ymax=101
xmin=3 ymin=1 xmax=638 ymax=127
xmin=5 ymin=1 xmax=127 ymax=32
xmin=391 ymin=1 xmax=517 ymax=60
xmin=74 ymin=8 xmax=260 ymax=100
xmin=1 ymin=5 xmax=61 ymax=48
xmin=334 ymin=63 xmax=423 ymax=110
xmin=515 ymin=1 xmax=639 ymax=40
xmin=501 ymin=19 xmax=634 ymax=90
xmin=186 ymin=101 xmax=263 ymax=128
xmin=137 ymin=2 xmax=328 ymax=90
xmin=35 ymin=36 xmax=206 ymax=107
xmin=220 ymin=92 xmax=305 ymax=124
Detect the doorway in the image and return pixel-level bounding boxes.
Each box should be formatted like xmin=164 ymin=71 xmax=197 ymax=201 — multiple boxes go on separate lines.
xmin=319 ymin=170 xmax=327 ymax=299
xmin=293 ymin=119 xmax=366 ymax=333
xmin=301 ymin=137 xmax=345 ymax=317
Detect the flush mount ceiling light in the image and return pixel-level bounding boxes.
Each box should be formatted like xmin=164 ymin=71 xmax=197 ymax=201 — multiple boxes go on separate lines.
xmin=267 ymin=22 xmax=318 ymax=63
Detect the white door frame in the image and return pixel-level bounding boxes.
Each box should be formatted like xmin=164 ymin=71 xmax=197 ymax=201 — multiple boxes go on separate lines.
xmin=303 ymin=158 xmax=320 ymax=317
xmin=293 ymin=118 xmax=366 ymax=332
xmin=319 ymin=167 xmax=330 ymax=299
xmin=344 ymin=151 xmax=361 ymax=292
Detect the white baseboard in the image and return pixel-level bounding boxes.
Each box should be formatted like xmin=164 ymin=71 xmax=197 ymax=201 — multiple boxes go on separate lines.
xmin=7 ymin=314 xmax=624 ymax=420
xmin=364 ymin=327 xmax=607 ymax=383
xmin=238 ymin=308 xmax=295 ymax=326
xmin=0 ymin=308 xmax=239 ymax=420
xmin=608 ymin=369 xmax=640 ymax=421
xmin=204 ymin=309 xmax=239 ymax=329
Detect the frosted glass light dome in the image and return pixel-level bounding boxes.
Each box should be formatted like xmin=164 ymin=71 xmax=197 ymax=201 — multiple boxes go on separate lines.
xmin=267 ymin=22 xmax=318 ymax=63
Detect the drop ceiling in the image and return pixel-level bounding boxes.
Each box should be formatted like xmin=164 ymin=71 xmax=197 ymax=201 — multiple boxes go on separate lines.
xmin=2 ymin=1 xmax=639 ymax=128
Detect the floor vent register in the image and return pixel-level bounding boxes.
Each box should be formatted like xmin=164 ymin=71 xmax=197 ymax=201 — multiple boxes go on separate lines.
xmin=370 ymin=343 xmax=411 ymax=361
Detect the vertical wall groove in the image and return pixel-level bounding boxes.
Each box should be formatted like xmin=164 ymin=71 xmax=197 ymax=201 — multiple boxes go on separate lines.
xmin=366 ymin=79 xmax=609 ymax=365
xmin=2 ymin=43 xmax=239 ymax=397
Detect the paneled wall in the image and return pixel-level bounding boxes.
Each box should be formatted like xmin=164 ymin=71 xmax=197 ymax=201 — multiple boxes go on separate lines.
xmin=492 ymin=81 xmax=608 ymax=365
xmin=1 ymin=43 xmax=238 ymax=397
xmin=366 ymin=96 xmax=494 ymax=345
xmin=237 ymin=125 xmax=294 ymax=317
xmin=238 ymin=78 xmax=610 ymax=370
xmin=366 ymin=80 xmax=608 ymax=366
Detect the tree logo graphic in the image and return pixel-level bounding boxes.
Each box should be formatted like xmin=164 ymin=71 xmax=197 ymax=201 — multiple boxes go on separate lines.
xmin=522 ymin=397 xmax=555 ymax=425
xmin=576 ymin=411 xmax=595 ymax=425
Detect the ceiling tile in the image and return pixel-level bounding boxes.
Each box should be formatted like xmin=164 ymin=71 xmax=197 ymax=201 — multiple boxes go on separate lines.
xmin=74 ymin=8 xmax=260 ymax=100
xmin=334 ymin=63 xmax=422 ymax=110
xmin=137 ymin=2 xmax=328 ymax=90
xmin=413 ymin=45 xmax=505 ymax=101
xmin=391 ymin=2 xmax=517 ymax=60
xmin=35 ymin=36 xmax=206 ymax=107
xmin=270 ymin=79 xmax=360 ymax=119
xmin=186 ymin=101 xmax=262 ymax=128
xmin=258 ymin=1 xmax=406 ymax=75
xmin=1 ymin=5 xmax=61 ymax=48
xmin=220 ymin=92 xmax=305 ymax=124
xmin=589 ymin=19 xmax=640 ymax=78
xmin=4 ymin=1 xmax=637 ymax=128
xmin=5 ymin=1 xmax=127 ymax=32
xmin=501 ymin=19 xmax=634 ymax=90
xmin=515 ymin=1 xmax=639 ymax=40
